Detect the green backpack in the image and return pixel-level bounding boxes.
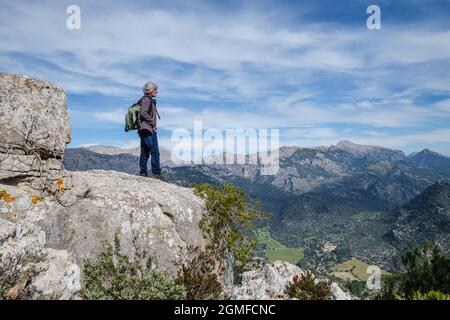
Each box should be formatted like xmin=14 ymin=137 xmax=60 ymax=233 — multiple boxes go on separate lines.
xmin=124 ymin=99 xmax=142 ymax=132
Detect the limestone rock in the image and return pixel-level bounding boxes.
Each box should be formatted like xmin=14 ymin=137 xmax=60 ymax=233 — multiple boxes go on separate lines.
xmin=1 ymin=170 xmax=207 ymax=277
xmin=227 ymin=261 xmax=353 ymax=300
xmin=0 ymin=72 xmax=71 ymax=181
xmin=0 ymin=219 xmax=81 ymax=300
xmin=227 ymin=261 xmax=305 ymax=299
xmin=329 ymin=282 xmax=354 ymax=300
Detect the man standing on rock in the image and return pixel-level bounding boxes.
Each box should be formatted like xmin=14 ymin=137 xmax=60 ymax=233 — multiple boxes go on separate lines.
xmin=138 ymin=81 xmax=163 ymax=180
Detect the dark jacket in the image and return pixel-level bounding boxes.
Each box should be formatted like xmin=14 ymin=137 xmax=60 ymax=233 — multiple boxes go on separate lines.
xmin=139 ymin=95 xmax=158 ymax=133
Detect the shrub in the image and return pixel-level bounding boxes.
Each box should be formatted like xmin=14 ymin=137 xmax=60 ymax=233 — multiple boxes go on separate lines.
xmin=287 ymin=272 xmax=331 ymax=300
xmin=0 ymin=273 xmax=35 ymax=300
xmin=378 ymin=242 xmax=450 ymax=300
xmin=0 ymin=252 xmax=44 ymax=300
xmin=412 ymin=290 xmax=450 ymax=300
xmin=194 ymin=183 xmax=269 ymax=269
xmin=175 ymin=247 xmax=223 ymax=300
xmin=81 ymin=235 xmax=186 ymax=300
xmin=345 ymin=280 xmax=367 ymax=297
xmin=0 ymin=277 xmax=6 ymax=300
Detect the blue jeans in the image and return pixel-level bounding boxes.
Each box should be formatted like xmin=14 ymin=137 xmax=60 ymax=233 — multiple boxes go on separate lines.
xmin=139 ymin=131 xmax=161 ymax=175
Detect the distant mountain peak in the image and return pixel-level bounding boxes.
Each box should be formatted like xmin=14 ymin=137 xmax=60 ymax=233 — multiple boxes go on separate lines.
xmin=337 ymin=140 xmax=357 ymax=147
xmin=416 ymin=148 xmax=444 ymax=157
xmin=328 ymin=140 xmax=406 ymax=163
xmin=333 ymin=140 xmax=381 ymax=154
xmin=408 ymin=148 xmax=450 ymax=170
xmin=84 ymin=145 xmax=140 ymax=156
xmin=409 ymin=148 xmax=450 ymax=159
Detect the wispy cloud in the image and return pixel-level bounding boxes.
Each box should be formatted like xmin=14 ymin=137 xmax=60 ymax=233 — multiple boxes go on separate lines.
xmin=1 ymin=0 xmax=449 ymax=155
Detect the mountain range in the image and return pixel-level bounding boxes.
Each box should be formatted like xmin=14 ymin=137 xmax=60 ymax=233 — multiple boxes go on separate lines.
xmin=63 ymin=141 xmax=450 ymax=272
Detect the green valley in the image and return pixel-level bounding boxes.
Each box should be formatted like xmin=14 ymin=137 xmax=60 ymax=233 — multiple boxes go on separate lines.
xmin=257 ymin=229 xmax=304 ymax=265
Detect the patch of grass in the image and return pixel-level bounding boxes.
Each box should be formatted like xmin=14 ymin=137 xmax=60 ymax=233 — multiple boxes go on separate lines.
xmin=331 ymin=258 xmax=390 ymax=282
xmin=267 ymin=248 xmax=305 ymax=265
xmin=257 ymin=229 xmax=304 ymax=265
xmin=257 ymin=229 xmax=285 ymax=251
xmin=352 ymin=211 xmax=381 ymax=221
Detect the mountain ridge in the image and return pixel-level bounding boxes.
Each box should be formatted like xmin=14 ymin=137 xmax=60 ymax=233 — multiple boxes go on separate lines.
xmin=63 ymin=141 xmax=450 ymax=271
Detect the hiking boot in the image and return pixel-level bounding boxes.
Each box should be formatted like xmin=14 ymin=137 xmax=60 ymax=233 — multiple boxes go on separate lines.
xmin=152 ymin=174 xmax=166 ymax=181
xmin=139 ymin=173 xmax=149 ymax=177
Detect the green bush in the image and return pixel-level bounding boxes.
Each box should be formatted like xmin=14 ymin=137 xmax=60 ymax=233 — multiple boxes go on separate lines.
xmin=81 ymin=235 xmax=186 ymax=300
xmin=412 ymin=290 xmax=450 ymax=300
xmin=345 ymin=280 xmax=367 ymax=297
xmin=194 ymin=183 xmax=269 ymax=268
xmin=378 ymin=242 xmax=450 ymax=300
xmin=287 ymin=272 xmax=331 ymax=300
xmin=175 ymin=247 xmax=223 ymax=300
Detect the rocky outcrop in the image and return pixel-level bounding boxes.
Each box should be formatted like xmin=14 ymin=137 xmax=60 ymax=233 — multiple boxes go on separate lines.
xmin=1 ymin=170 xmax=206 ymax=278
xmin=0 ymin=73 xmax=207 ymax=299
xmin=227 ymin=261 xmax=353 ymax=300
xmin=227 ymin=261 xmax=305 ymax=299
xmin=329 ymin=282 xmax=353 ymax=300
xmin=0 ymin=219 xmax=80 ymax=299
xmin=0 ymin=72 xmax=71 ymax=181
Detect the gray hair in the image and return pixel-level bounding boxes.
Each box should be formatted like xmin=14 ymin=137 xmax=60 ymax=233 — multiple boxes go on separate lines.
xmin=143 ymin=81 xmax=158 ymax=94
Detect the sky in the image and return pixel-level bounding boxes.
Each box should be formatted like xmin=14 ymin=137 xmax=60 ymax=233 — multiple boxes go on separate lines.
xmin=1 ymin=0 xmax=450 ymax=156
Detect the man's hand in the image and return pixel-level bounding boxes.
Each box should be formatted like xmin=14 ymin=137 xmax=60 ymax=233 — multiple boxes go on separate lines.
xmin=152 ymin=127 xmax=157 ymax=133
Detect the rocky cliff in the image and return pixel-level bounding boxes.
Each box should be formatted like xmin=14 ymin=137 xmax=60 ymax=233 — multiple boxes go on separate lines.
xmin=0 ymin=73 xmax=206 ymax=299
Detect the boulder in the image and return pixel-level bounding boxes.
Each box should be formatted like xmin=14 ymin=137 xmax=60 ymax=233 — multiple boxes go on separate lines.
xmin=1 ymin=170 xmax=207 ymax=277
xmin=329 ymin=282 xmax=354 ymax=300
xmin=0 ymin=72 xmax=71 ymax=181
xmin=227 ymin=261 xmax=353 ymax=300
xmin=227 ymin=261 xmax=305 ymax=299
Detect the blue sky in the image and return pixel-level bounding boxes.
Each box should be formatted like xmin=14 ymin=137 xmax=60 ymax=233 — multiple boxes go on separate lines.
xmin=1 ymin=0 xmax=450 ymax=156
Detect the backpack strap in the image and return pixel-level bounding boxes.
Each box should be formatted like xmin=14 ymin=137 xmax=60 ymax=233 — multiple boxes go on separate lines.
xmin=156 ymin=107 xmax=161 ymax=120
